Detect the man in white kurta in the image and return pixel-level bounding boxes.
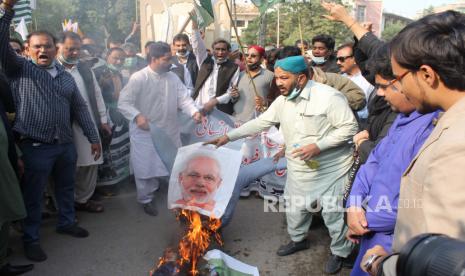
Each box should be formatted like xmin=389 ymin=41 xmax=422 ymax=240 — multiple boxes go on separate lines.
xmin=118 ymin=42 xmax=201 ymax=216
xmin=207 ymin=56 xmax=357 ymax=274
xmin=58 ymin=32 xmax=110 ymax=212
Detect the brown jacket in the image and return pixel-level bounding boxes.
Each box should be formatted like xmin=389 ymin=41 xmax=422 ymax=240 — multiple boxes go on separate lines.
xmin=392 ymin=96 xmax=465 ymax=251
xmin=311 ymin=67 xmax=366 ymax=112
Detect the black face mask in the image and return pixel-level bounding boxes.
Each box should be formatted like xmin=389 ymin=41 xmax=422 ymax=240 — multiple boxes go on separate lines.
xmin=247 ymin=62 xmax=261 ymax=71
xmin=156 ymin=63 xmax=171 ymax=74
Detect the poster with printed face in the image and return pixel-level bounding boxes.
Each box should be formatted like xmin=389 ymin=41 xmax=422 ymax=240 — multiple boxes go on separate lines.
xmin=168 ymin=143 xmax=242 ymax=218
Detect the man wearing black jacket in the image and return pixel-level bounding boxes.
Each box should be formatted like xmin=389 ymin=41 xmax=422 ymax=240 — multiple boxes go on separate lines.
xmin=189 ymin=12 xmax=239 ymax=115
xmin=171 ymin=33 xmax=198 ymax=96
xmin=57 ymin=32 xmax=111 ymax=213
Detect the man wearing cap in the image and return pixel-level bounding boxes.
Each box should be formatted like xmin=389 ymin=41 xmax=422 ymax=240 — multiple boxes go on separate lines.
xmin=233 ymin=45 xmax=274 ymax=123
xmin=206 ymin=56 xmax=358 ymax=274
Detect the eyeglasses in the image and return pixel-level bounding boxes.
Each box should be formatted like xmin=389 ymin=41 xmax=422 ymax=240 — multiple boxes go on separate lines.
xmin=336 ymin=55 xmax=353 ymax=62
xmin=390 ymin=70 xmax=410 ymax=85
xmin=246 ymin=53 xmax=258 ymax=58
xmin=375 ymin=71 xmax=411 ymax=90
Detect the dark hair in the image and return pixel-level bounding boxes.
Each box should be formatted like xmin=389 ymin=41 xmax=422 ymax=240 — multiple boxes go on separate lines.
xmin=147 ymin=41 xmax=171 ymax=63
xmin=336 ymin=42 xmax=354 ymax=52
xmin=367 ymin=43 xmax=394 ymax=80
xmin=145 ymin=41 xmax=155 ymax=49
xmin=294 ymin=39 xmax=309 ymax=47
xmin=390 ymin=10 xmax=465 ymax=90
xmin=26 ymin=31 xmax=57 ymax=45
xmin=312 ymin=34 xmax=335 ymax=51
xmin=276 ymin=46 xmax=301 ymax=60
xmin=173 ymin=33 xmax=190 ymax=44
xmin=107 ymin=36 xmax=124 ymax=48
xmin=265 ymin=48 xmax=279 ymax=72
xmin=106 ymin=47 xmax=125 ymax=59
xmin=211 ymin=39 xmax=231 ymax=51
xmin=9 ymin=38 xmax=24 ymax=50
xmin=58 ymin=31 xmax=82 ymax=44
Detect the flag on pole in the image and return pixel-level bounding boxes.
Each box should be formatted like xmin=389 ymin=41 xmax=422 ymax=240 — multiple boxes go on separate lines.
xmin=193 ymin=0 xmax=214 ymax=29
xmin=250 ymin=0 xmax=282 ymax=14
xmin=15 ymin=17 xmax=29 ymax=41
xmin=13 ymin=0 xmax=32 ymax=25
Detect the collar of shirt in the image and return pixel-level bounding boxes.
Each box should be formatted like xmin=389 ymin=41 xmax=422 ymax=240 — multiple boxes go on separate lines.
xmin=244 ymin=67 xmax=264 ymax=80
xmin=296 ymin=80 xmax=315 ymax=100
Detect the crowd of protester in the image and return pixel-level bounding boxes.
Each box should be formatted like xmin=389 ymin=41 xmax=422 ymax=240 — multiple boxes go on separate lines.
xmin=1 ymin=0 xmax=464 ymax=275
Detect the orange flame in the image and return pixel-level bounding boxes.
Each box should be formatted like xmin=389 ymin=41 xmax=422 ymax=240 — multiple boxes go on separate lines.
xmin=154 ymin=210 xmax=222 ymax=275
xmin=178 ymin=210 xmax=222 ymax=275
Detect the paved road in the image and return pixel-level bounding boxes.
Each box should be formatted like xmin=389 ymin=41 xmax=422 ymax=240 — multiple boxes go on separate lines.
xmin=9 ymin=180 xmax=351 ymax=276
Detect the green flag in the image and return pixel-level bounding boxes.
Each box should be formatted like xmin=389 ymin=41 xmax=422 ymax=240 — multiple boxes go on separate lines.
xmin=250 ymin=0 xmax=282 ymax=14
xmin=13 ymin=0 xmax=32 ymax=25
xmin=194 ymin=0 xmax=214 ymax=29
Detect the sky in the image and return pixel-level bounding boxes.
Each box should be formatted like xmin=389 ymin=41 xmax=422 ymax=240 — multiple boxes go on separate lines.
xmin=383 ymin=0 xmax=462 ymax=18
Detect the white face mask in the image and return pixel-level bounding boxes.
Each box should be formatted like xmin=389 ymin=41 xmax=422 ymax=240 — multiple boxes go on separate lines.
xmin=213 ymin=56 xmax=227 ymax=64
xmin=176 ymin=50 xmax=190 ymax=58
xmin=307 ymin=50 xmax=326 ymax=65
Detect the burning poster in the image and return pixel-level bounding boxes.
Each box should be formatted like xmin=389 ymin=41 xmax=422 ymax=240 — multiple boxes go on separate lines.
xmin=168 ymin=143 xmax=242 ymax=218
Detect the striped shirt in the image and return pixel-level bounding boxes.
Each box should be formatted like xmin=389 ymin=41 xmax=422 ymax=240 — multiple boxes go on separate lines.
xmin=0 ymin=8 xmax=99 ymax=144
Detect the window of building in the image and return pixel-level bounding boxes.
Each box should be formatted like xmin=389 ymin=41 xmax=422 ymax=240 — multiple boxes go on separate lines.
xmin=236 ymin=20 xmax=246 ymax=27
xmin=356 ymin=5 xmax=366 ymax=22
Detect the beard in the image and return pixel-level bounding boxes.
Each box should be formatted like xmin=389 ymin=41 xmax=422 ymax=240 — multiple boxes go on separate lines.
xmin=279 ymin=79 xmax=299 ymax=96
xmin=413 ymin=75 xmax=436 ymax=114
xmin=247 ymin=62 xmax=261 ymax=71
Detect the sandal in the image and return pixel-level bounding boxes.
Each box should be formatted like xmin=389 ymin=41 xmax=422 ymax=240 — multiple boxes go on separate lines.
xmin=75 ymin=200 xmax=104 ymax=213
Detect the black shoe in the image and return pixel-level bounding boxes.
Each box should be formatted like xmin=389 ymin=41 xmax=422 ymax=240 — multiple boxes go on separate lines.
xmin=276 ymin=239 xmax=309 ymax=256
xmin=24 ymin=244 xmax=47 ymax=262
xmin=0 ymin=263 xmax=34 ymax=275
xmin=143 ymin=201 xmax=158 ymax=216
xmin=56 ymin=224 xmax=89 ymax=238
xmin=324 ymin=254 xmax=344 ymax=274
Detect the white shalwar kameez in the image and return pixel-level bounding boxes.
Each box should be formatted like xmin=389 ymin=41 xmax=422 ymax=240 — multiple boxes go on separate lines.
xmin=65 ymin=65 xmax=107 ymax=204
xmin=227 ymin=81 xmax=358 ymax=257
xmin=118 ymin=67 xmax=198 ymax=203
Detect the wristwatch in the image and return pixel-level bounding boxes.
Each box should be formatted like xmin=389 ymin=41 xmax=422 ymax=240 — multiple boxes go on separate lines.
xmin=363 ymin=254 xmax=381 ymax=272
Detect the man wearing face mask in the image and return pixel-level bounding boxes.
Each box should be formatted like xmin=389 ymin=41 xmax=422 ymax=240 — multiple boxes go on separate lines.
xmin=118 ymin=42 xmax=202 ymax=216
xmin=170 ymin=33 xmax=198 ymax=96
xmin=190 ymin=11 xmax=240 ymax=115
xmin=0 ymin=0 xmax=101 ymax=262
xmin=310 ymin=34 xmax=340 ymax=73
xmin=93 ymin=48 xmax=131 ymax=196
xmin=121 ymin=42 xmax=147 ymax=82
xmin=57 ymin=31 xmax=112 ymax=213
xmin=206 ymin=56 xmax=358 ymax=274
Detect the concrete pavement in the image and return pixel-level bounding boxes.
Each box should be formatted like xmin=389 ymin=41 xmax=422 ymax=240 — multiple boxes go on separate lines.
xmin=8 ymin=180 xmax=351 ymax=276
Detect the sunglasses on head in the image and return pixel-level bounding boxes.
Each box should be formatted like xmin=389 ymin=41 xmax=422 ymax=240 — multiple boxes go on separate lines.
xmin=336 ymin=55 xmax=353 ymax=62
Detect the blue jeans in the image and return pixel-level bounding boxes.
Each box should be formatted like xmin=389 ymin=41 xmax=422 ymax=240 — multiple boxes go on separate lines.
xmin=20 ymin=142 xmax=77 ymax=244
xmin=221 ymin=157 xmax=287 ymax=227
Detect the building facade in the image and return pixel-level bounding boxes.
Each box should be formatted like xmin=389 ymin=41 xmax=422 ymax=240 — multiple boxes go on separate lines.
xmin=140 ymin=0 xmax=232 ymax=49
